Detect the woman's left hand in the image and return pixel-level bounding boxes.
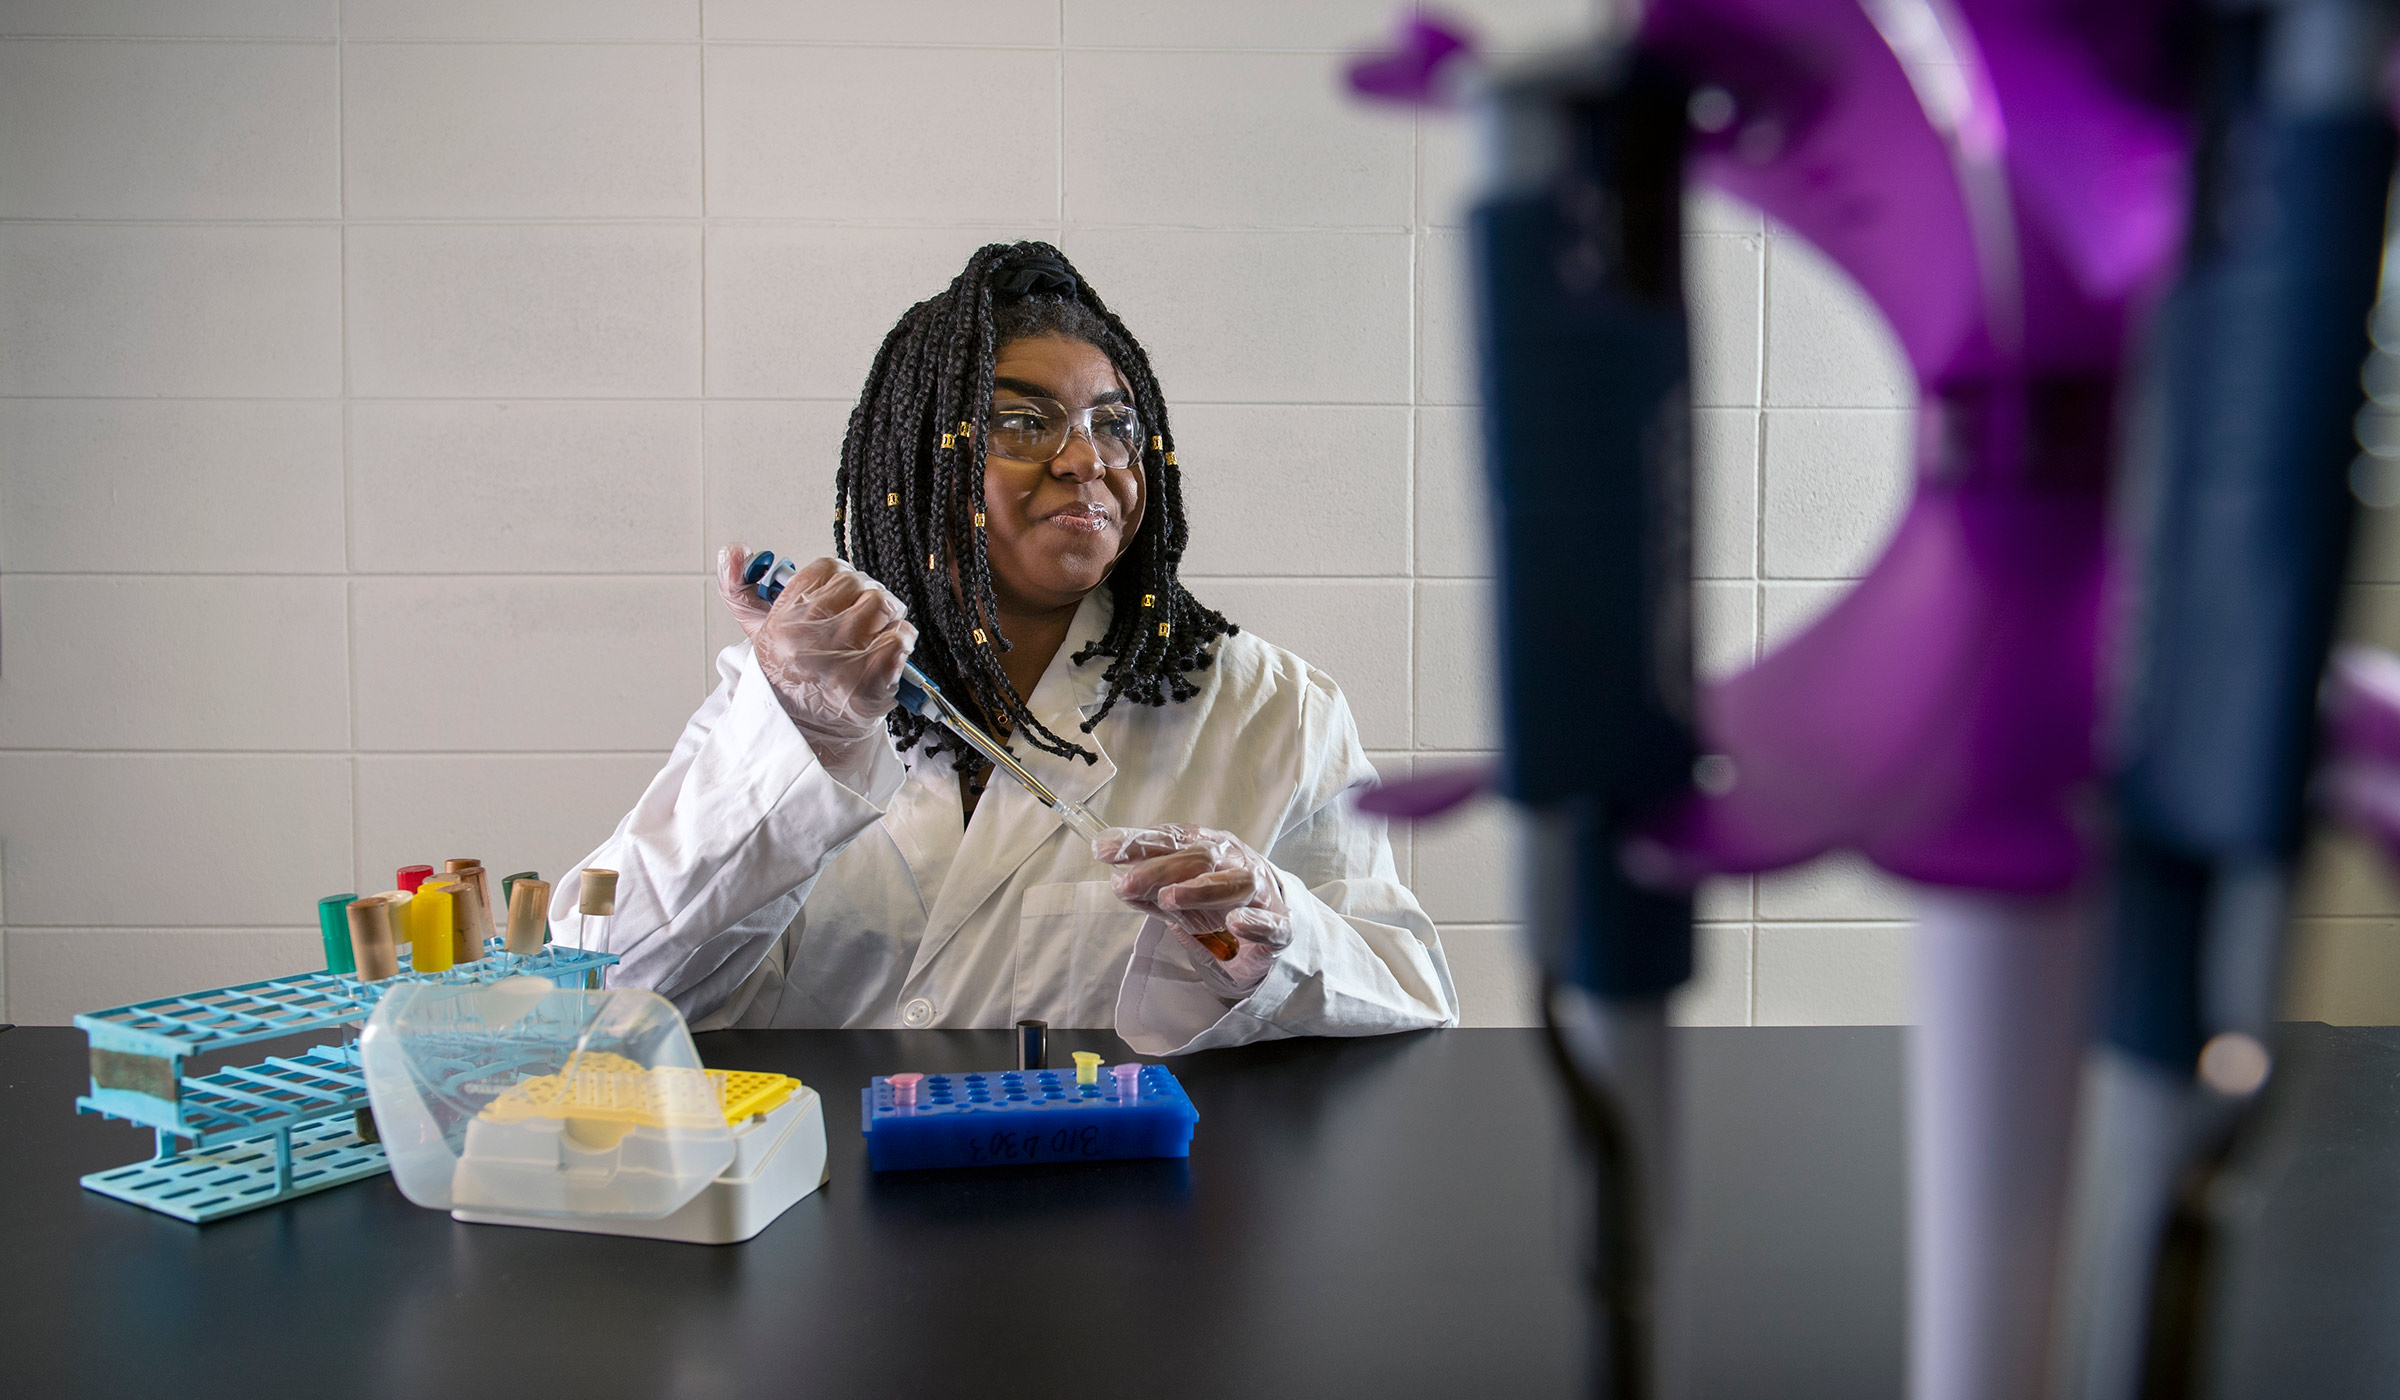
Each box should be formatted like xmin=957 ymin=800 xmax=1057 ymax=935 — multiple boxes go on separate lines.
xmin=1096 ymin=824 xmax=1292 ymax=997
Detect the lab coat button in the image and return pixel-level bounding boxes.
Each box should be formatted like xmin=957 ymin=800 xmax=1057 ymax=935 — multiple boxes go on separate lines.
xmin=902 ymin=997 xmax=935 ymax=1027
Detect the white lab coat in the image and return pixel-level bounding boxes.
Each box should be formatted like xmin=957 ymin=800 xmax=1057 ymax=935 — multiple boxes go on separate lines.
xmin=551 ymin=588 xmax=1457 ymax=1055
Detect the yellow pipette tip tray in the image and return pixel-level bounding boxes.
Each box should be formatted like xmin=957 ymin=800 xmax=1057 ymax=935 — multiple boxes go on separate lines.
xmin=479 ymin=1053 xmax=801 ymax=1128
xmin=717 ymin=1068 xmax=799 ymax=1122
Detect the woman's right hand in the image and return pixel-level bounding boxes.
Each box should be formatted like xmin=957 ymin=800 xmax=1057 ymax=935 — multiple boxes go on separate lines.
xmin=716 ymin=544 xmax=917 ymax=761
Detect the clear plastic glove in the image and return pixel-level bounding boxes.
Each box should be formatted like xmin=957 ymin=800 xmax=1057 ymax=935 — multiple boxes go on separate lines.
xmin=1096 ymin=824 xmax=1293 ymax=998
xmin=716 ymin=544 xmax=916 ymax=783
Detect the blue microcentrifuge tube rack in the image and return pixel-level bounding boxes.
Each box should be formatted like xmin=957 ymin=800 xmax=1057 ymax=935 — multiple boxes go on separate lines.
xmin=73 ymin=939 xmax=619 ymax=1223
xmin=861 ymin=1063 xmax=1199 ymax=1171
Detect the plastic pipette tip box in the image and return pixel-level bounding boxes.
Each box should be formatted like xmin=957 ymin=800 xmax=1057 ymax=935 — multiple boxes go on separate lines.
xmin=861 ymin=1064 xmax=1198 ymax=1171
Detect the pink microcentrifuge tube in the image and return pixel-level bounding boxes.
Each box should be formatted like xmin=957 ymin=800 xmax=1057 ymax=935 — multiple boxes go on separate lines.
xmin=1112 ymin=1063 xmax=1141 ymax=1101
xmin=890 ymin=1072 xmax=923 ymax=1107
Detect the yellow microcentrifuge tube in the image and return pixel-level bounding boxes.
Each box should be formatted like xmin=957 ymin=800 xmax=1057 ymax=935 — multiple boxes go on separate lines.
xmin=410 ymin=882 xmax=456 ymax=974
xmin=1073 ymin=1051 xmax=1103 ymax=1087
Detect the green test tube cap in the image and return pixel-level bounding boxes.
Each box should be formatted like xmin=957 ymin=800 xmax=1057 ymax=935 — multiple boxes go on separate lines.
xmin=317 ymin=893 xmax=359 ymax=975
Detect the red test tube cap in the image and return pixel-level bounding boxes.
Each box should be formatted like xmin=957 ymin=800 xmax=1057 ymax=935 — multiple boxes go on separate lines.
xmin=396 ymin=864 xmax=435 ymax=894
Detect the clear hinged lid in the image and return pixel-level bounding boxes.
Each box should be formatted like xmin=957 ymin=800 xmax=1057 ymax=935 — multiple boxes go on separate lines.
xmin=361 ymin=978 xmax=737 ymax=1220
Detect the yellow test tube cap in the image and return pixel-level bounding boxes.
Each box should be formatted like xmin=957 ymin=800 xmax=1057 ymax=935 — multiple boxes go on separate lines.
xmin=1072 ymin=1051 xmax=1103 ymax=1086
xmin=411 ymin=883 xmax=456 ymax=973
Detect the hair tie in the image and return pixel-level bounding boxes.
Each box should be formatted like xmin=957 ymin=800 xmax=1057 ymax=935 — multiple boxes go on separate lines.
xmin=992 ymin=252 xmax=1078 ymax=300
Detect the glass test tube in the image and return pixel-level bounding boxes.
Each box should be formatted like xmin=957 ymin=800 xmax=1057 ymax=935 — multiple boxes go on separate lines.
xmin=578 ymin=869 xmax=617 ymax=979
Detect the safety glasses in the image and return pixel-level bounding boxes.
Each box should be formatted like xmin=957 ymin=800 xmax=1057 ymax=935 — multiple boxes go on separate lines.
xmin=985 ymin=397 xmax=1144 ymax=468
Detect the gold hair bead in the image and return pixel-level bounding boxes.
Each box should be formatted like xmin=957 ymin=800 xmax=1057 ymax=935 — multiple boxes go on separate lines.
xmin=941 ymin=433 xmax=956 ymax=450
xmin=928 ymin=553 xmax=937 ymax=569
xmin=1141 ymin=593 xmax=1155 ymax=607
xmin=833 ymin=507 xmax=845 ymax=522
xmin=958 ymin=420 xmax=973 ymax=436
xmin=973 ymin=512 xmax=986 ymax=528
xmin=1164 ymin=452 xmax=1178 ymax=466
xmin=887 ymin=492 xmax=900 ymax=507
xmin=973 ymin=628 xmax=988 ymax=644
xmin=1158 ymin=622 xmax=1172 ymax=637
xmin=1151 ymin=435 xmax=1164 ymax=450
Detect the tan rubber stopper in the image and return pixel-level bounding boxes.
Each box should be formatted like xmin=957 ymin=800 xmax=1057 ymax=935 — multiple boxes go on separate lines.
xmin=446 ymin=859 xmax=494 ymax=934
xmin=505 ymin=877 xmax=552 ymax=955
xmin=450 ymin=876 xmax=490 ymax=962
xmin=345 ymin=893 xmax=403 ymax=981
xmin=578 ymin=868 xmax=618 ymax=918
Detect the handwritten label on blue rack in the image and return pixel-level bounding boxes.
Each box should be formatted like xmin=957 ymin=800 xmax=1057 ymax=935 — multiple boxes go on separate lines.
xmin=965 ymin=1124 xmax=1105 ymax=1164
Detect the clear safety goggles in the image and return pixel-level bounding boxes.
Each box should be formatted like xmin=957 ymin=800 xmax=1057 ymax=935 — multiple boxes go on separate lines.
xmin=986 ymin=397 xmax=1144 ymax=469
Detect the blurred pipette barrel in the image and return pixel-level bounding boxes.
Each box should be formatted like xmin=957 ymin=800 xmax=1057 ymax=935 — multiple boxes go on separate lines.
xmin=1469 ymin=47 xmax=1697 ymax=1400
xmin=2064 ymin=4 xmax=2397 ymax=1397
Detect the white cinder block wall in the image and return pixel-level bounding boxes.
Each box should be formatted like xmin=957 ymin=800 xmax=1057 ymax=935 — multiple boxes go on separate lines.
xmin=3 ymin=0 xmax=2393 ymax=1028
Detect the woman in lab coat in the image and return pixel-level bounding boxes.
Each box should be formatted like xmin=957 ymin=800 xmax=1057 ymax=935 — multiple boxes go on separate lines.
xmin=554 ymin=242 xmax=1456 ymax=1056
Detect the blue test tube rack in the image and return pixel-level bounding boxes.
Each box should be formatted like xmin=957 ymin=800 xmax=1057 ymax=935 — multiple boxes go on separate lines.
xmin=861 ymin=1064 xmax=1199 ymax=1171
xmin=72 ymin=940 xmax=619 ymax=1224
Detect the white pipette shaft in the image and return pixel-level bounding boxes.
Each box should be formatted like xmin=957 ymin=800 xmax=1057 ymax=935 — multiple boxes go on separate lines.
xmin=893 ymin=660 xmax=1237 ymax=962
xmin=895 ymin=662 xmax=1108 ymax=842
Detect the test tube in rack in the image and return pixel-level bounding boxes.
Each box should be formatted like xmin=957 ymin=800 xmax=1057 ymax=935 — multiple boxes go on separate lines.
xmin=579 ymin=869 xmax=618 ymax=966
xmin=506 ymin=877 xmax=552 ymax=966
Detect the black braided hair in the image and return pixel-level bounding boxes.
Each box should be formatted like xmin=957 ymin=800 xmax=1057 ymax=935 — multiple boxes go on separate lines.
xmin=832 ymin=241 xmax=1236 ymax=769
